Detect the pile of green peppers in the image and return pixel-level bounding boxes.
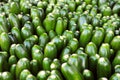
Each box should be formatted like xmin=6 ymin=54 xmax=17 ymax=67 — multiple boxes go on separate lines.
xmin=1 ymin=0 xmax=120 ymax=80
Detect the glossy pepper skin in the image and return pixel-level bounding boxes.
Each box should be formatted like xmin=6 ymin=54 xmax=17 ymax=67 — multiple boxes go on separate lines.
xmin=43 ymin=13 xmax=56 ymax=33
xmin=97 ymin=57 xmax=111 ymax=79
xmin=32 ymin=45 xmax=43 ymax=68
xmin=0 ymin=15 xmax=8 ymax=33
xmin=30 ymin=59 xmax=39 ymax=75
xmin=8 ymin=32 xmax=17 ymax=44
xmin=21 ymin=26 xmax=33 ymax=40
xmin=1 ymin=72 xmax=14 ymax=80
xmin=68 ymin=18 xmax=77 ymax=32
xmin=91 ymin=28 xmax=105 ymax=47
xmin=83 ymin=69 xmax=94 ymax=80
xmin=68 ymin=54 xmax=81 ymax=71
xmin=112 ymin=50 xmax=120 ymax=68
xmin=8 ymin=55 xmax=17 ymax=66
xmin=15 ymin=44 xmax=29 ymax=59
xmin=19 ymin=69 xmax=31 ymax=80
xmin=9 ymin=2 xmax=20 ymax=14
xmin=109 ymin=73 xmax=120 ymax=80
xmin=85 ymin=42 xmax=97 ymax=56
xmin=61 ymin=62 xmax=84 ymax=80
xmin=111 ymin=36 xmax=120 ymax=51
xmin=114 ymin=65 xmax=120 ymax=73
xmin=50 ymin=70 xmax=63 ymax=80
xmin=112 ymin=2 xmax=120 ymax=14
xmin=78 ymin=53 xmax=88 ymax=72
xmin=68 ymin=38 xmax=79 ymax=53
xmin=79 ymin=27 xmax=92 ymax=47
xmin=8 ymin=13 xmax=20 ymax=29
xmin=24 ymin=35 xmax=38 ymax=52
xmin=0 ymin=53 xmax=7 ymax=72
xmin=20 ymin=1 xmax=31 ymax=14
xmin=36 ymin=26 xmax=46 ymax=36
xmin=50 ymin=59 xmax=61 ymax=70
xmin=55 ymin=17 xmax=64 ymax=35
xmin=48 ymin=30 xmax=56 ymax=40
xmin=63 ymin=30 xmax=74 ymax=41
xmin=104 ymin=31 xmax=114 ymax=44
xmin=0 ymin=23 xmax=7 ymax=35
xmin=89 ymin=54 xmax=100 ymax=77
xmin=9 ymin=44 xmax=16 ymax=56
xmin=16 ymin=58 xmax=30 ymax=79
xmin=21 ymin=14 xmax=31 ymax=26
xmin=11 ymin=27 xmax=23 ymax=43
xmin=0 ymin=32 xmax=11 ymax=52
xmin=39 ymin=33 xmax=49 ymax=49
xmin=10 ymin=64 xmax=16 ymax=79
xmin=51 ymin=36 xmax=64 ymax=51
xmin=26 ymin=74 xmax=37 ymax=80
xmin=37 ymin=70 xmax=50 ymax=80
xmin=60 ymin=46 xmax=71 ymax=63
xmin=30 ymin=7 xmax=40 ymax=20
xmin=99 ymin=43 xmax=111 ymax=59
xmin=23 ymin=21 xmax=34 ymax=34
xmin=98 ymin=77 xmax=108 ymax=80
xmin=78 ymin=14 xmax=88 ymax=31
xmin=44 ymin=42 xmax=57 ymax=60
xmin=42 ymin=57 xmax=52 ymax=70
xmin=32 ymin=17 xmax=42 ymax=29
xmin=47 ymin=74 xmax=62 ymax=80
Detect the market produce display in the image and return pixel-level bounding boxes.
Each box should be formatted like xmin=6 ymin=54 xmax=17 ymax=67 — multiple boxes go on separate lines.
xmin=0 ymin=0 xmax=120 ymax=80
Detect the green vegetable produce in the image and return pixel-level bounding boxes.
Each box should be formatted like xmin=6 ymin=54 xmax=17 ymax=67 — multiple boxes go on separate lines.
xmin=111 ymin=36 xmax=120 ymax=51
xmin=109 ymin=73 xmax=120 ymax=80
xmin=0 ymin=0 xmax=120 ymax=80
xmin=2 ymin=72 xmax=14 ymax=80
xmin=79 ymin=27 xmax=92 ymax=47
xmin=99 ymin=43 xmax=111 ymax=59
xmin=83 ymin=69 xmax=94 ymax=80
xmin=97 ymin=57 xmax=111 ymax=78
xmin=0 ymin=32 xmax=11 ymax=52
xmin=37 ymin=70 xmax=50 ymax=80
xmin=44 ymin=42 xmax=57 ymax=59
xmin=42 ymin=57 xmax=52 ymax=70
xmin=19 ymin=69 xmax=31 ymax=80
xmin=16 ymin=58 xmax=30 ymax=79
xmin=85 ymin=42 xmax=97 ymax=56
xmin=61 ymin=62 xmax=84 ymax=80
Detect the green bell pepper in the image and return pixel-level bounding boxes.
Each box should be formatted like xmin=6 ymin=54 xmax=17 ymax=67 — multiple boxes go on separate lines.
xmin=79 ymin=27 xmax=92 ymax=47
xmin=55 ymin=17 xmax=64 ymax=35
xmin=99 ymin=43 xmax=111 ymax=59
xmin=83 ymin=69 xmax=94 ymax=80
xmin=61 ymin=62 xmax=84 ymax=80
xmin=91 ymin=28 xmax=105 ymax=47
xmin=37 ymin=70 xmax=50 ymax=80
xmin=50 ymin=59 xmax=61 ymax=70
xmin=39 ymin=33 xmax=49 ymax=48
xmin=97 ymin=57 xmax=111 ymax=78
xmin=43 ymin=13 xmax=56 ymax=33
xmin=26 ymin=74 xmax=37 ymax=80
xmin=42 ymin=57 xmax=52 ymax=70
xmin=85 ymin=42 xmax=97 ymax=56
xmin=44 ymin=42 xmax=57 ymax=59
xmin=15 ymin=44 xmax=29 ymax=59
xmin=16 ymin=58 xmax=30 ymax=79
xmin=109 ymin=73 xmax=120 ymax=80
xmin=111 ymin=36 xmax=120 ymax=51
xmin=30 ymin=59 xmax=39 ymax=75
xmin=19 ymin=69 xmax=31 ymax=80
xmin=2 ymin=72 xmax=14 ymax=80
xmin=0 ymin=32 xmax=11 ymax=52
